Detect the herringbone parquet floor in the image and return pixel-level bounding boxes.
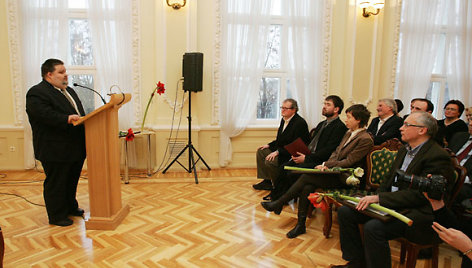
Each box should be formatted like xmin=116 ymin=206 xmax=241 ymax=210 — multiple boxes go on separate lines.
xmin=0 ymin=169 xmax=463 ymax=267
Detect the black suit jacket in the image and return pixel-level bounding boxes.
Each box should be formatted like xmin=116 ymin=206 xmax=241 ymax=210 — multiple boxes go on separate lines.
xmin=304 ymin=117 xmax=348 ymax=165
xmin=448 ymin=132 xmax=472 ymax=177
xmin=367 ymin=115 xmax=403 ymax=145
xmin=268 ymin=113 xmax=310 ymax=164
xmin=26 ymin=80 xmax=86 ymax=162
xmin=377 ymin=139 xmax=455 ymax=244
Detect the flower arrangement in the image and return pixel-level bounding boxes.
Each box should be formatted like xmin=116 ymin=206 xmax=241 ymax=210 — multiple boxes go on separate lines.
xmin=118 ymin=128 xmax=139 ymax=141
xmin=141 ymin=81 xmax=166 ymax=132
xmin=284 ymin=166 xmax=364 ymax=186
xmin=308 ymin=192 xmax=413 ymax=226
xmin=332 ymin=167 xmax=364 ymax=186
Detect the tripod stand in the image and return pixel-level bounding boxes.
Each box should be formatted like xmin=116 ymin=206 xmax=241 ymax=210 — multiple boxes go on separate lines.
xmin=162 ymin=89 xmax=211 ymax=184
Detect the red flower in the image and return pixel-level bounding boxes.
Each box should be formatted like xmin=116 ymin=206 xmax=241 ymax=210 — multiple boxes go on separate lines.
xmin=156 ymin=81 xmax=166 ymax=95
xmin=308 ymin=193 xmax=328 ymax=211
xmin=126 ymin=128 xmax=135 ymax=141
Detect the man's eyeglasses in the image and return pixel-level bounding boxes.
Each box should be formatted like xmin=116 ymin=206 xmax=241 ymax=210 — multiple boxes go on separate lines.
xmin=403 ymin=122 xmax=425 ymax=128
xmin=444 ymin=107 xmax=458 ymax=111
xmin=280 ymin=106 xmax=294 ymax=110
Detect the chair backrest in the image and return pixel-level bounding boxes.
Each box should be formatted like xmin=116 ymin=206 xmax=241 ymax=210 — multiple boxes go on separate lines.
xmin=365 ymin=138 xmax=403 ymax=191
xmin=444 ymin=148 xmax=467 ymax=208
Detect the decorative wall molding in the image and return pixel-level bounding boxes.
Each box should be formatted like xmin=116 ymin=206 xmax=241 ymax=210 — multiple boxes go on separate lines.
xmin=390 ymin=0 xmax=403 ymax=95
xmin=321 ymin=0 xmax=333 ymax=97
xmin=6 ymin=0 xmax=24 ymax=127
xmin=131 ymin=0 xmax=142 ymax=127
xmin=212 ymin=0 xmax=221 ymax=125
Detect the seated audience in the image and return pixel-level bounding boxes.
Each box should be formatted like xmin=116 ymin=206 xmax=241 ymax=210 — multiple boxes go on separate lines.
xmin=261 ymin=104 xmax=373 ymax=239
xmin=448 ymin=119 xmax=472 ymax=204
xmin=332 ymin=111 xmax=455 ymax=268
xmin=394 ymin=99 xmax=404 ymax=115
xmin=267 ymin=95 xmax=347 ymax=201
xmin=403 ymin=98 xmax=435 ymax=120
xmin=367 ymin=98 xmax=403 ymax=145
xmin=436 ymin=100 xmax=468 ymax=146
xmin=254 ymin=99 xmax=310 ymax=191
xmin=466 ymin=106 xmax=472 ymax=123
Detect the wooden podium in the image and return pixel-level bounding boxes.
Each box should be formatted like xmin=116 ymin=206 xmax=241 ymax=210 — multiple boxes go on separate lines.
xmin=73 ymin=93 xmax=131 ymax=230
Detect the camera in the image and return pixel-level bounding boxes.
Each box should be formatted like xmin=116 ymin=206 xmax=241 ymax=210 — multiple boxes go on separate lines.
xmin=394 ymin=170 xmax=447 ymax=200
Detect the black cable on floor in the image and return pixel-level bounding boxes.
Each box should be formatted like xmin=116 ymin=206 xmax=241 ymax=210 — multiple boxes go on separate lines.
xmin=0 ymin=192 xmax=45 ymax=207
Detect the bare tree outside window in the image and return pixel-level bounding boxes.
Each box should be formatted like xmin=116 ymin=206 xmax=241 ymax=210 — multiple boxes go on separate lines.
xmin=69 ymin=19 xmax=94 ymax=66
xmin=257 ymin=24 xmax=281 ymax=119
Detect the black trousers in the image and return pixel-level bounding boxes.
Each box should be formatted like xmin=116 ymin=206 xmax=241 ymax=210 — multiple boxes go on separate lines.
xmin=337 ymin=206 xmax=407 ymax=268
xmin=41 ymin=159 xmax=85 ymax=222
xmin=277 ymin=173 xmax=345 ymax=218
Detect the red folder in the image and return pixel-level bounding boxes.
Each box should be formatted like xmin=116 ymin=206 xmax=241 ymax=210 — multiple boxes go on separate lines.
xmin=284 ymin=137 xmax=311 ymax=156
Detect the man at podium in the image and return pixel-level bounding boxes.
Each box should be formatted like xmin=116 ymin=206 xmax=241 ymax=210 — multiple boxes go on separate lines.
xmin=26 ymin=58 xmax=86 ymax=227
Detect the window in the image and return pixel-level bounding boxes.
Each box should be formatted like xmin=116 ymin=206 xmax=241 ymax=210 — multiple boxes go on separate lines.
xmin=66 ymin=0 xmax=98 ymax=115
xmin=256 ymin=0 xmax=292 ymax=123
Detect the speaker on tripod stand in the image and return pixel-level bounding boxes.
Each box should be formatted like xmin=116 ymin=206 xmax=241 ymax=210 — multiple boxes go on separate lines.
xmin=162 ymin=52 xmax=211 ymax=183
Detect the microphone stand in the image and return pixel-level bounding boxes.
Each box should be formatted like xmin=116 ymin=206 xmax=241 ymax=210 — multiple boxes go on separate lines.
xmin=73 ymin=83 xmax=107 ymax=105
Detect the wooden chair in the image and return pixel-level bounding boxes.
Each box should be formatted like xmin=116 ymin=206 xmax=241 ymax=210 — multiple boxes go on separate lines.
xmin=320 ymin=138 xmax=403 ymax=238
xmin=395 ymin=149 xmax=467 ymax=268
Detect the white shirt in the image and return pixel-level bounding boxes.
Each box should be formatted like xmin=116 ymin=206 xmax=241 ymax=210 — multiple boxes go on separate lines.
xmin=343 ymin=128 xmax=365 ymax=147
xmin=282 ymin=114 xmax=295 ymax=132
xmin=377 ymin=114 xmax=394 ymax=134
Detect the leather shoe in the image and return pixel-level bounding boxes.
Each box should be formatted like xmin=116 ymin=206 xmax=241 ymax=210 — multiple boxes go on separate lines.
xmin=49 ymin=218 xmax=73 ymax=227
xmin=253 ymin=180 xmax=272 ymax=190
xmin=261 ymin=201 xmax=282 ymax=215
xmin=69 ymin=208 xmax=85 ymax=217
xmin=262 ymin=193 xmax=271 ymax=201
xmin=286 ymin=223 xmax=306 ymax=239
xmin=330 ymin=260 xmax=365 ymax=268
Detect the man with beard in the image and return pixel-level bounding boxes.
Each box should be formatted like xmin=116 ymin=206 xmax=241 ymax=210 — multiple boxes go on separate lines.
xmin=266 ymin=95 xmax=348 ymax=201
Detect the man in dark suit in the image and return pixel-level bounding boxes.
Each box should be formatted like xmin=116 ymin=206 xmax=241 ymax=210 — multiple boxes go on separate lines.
xmin=448 ymin=120 xmax=472 ymax=203
xmin=26 ymin=59 xmax=86 ymax=227
xmin=268 ymin=95 xmax=347 ymax=200
xmin=332 ymin=111 xmax=455 ymax=268
xmin=367 ymin=98 xmax=403 ymax=145
xmin=254 ymin=99 xmax=310 ymax=190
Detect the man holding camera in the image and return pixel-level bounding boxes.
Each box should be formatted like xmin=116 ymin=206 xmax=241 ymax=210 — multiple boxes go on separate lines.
xmin=332 ymin=111 xmax=455 ymax=268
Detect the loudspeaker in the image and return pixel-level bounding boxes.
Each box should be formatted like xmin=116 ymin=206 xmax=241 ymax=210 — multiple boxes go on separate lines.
xmin=182 ymin=52 xmax=203 ymax=92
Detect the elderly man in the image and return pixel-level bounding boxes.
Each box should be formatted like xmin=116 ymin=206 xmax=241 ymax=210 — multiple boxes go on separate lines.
xmin=367 ymin=98 xmax=403 ymax=145
xmin=332 ymin=111 xmax=455 ymax=268
xmin=253 ymin=99 xmax=310 ymax=190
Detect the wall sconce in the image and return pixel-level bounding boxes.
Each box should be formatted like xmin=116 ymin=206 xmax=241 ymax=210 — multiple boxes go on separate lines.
xmin=166 ymin=0 xmax=186 ymax=10
xmin=359 ymin=0 xmax=384 ymax=17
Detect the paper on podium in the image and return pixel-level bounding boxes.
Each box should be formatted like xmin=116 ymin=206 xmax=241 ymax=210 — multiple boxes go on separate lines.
xmin=284 ymin=137 xmax=311 ymax=156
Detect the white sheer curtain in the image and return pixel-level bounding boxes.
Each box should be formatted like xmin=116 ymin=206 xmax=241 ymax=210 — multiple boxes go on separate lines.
xmin=87 ymin=0 xmax=134 ymax=130
xmin=20 ymin=0 xmax=69 ymax=168
xmin=286 ymin=0 xmax=325 ymax=129
xmin=219 ymin=0 xmax=271 ymax=167
xmin=395 ymin=0 xmax=442 ymax=103
xmin=446 ymin=0 xmax=472 ymax=105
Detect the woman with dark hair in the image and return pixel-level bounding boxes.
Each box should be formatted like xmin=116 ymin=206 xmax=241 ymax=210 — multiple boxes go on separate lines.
xmin=436 ymin=99 xmax=468 ymax=146
xmin=261 ymin=104 xmax=374 ymax=238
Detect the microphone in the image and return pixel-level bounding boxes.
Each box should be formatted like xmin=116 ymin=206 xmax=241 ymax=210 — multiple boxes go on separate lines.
xmin=73 ymin=83 xmax=107 ymax=105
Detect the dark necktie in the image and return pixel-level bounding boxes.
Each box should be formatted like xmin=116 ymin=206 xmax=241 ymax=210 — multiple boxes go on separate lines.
xmin=61 ymin=89 xmax=80 ymax=114
xmin=308 ymin=121 xmax=327 ymax=153
xmin=456 ymin=139 xmax=472 ymax=162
